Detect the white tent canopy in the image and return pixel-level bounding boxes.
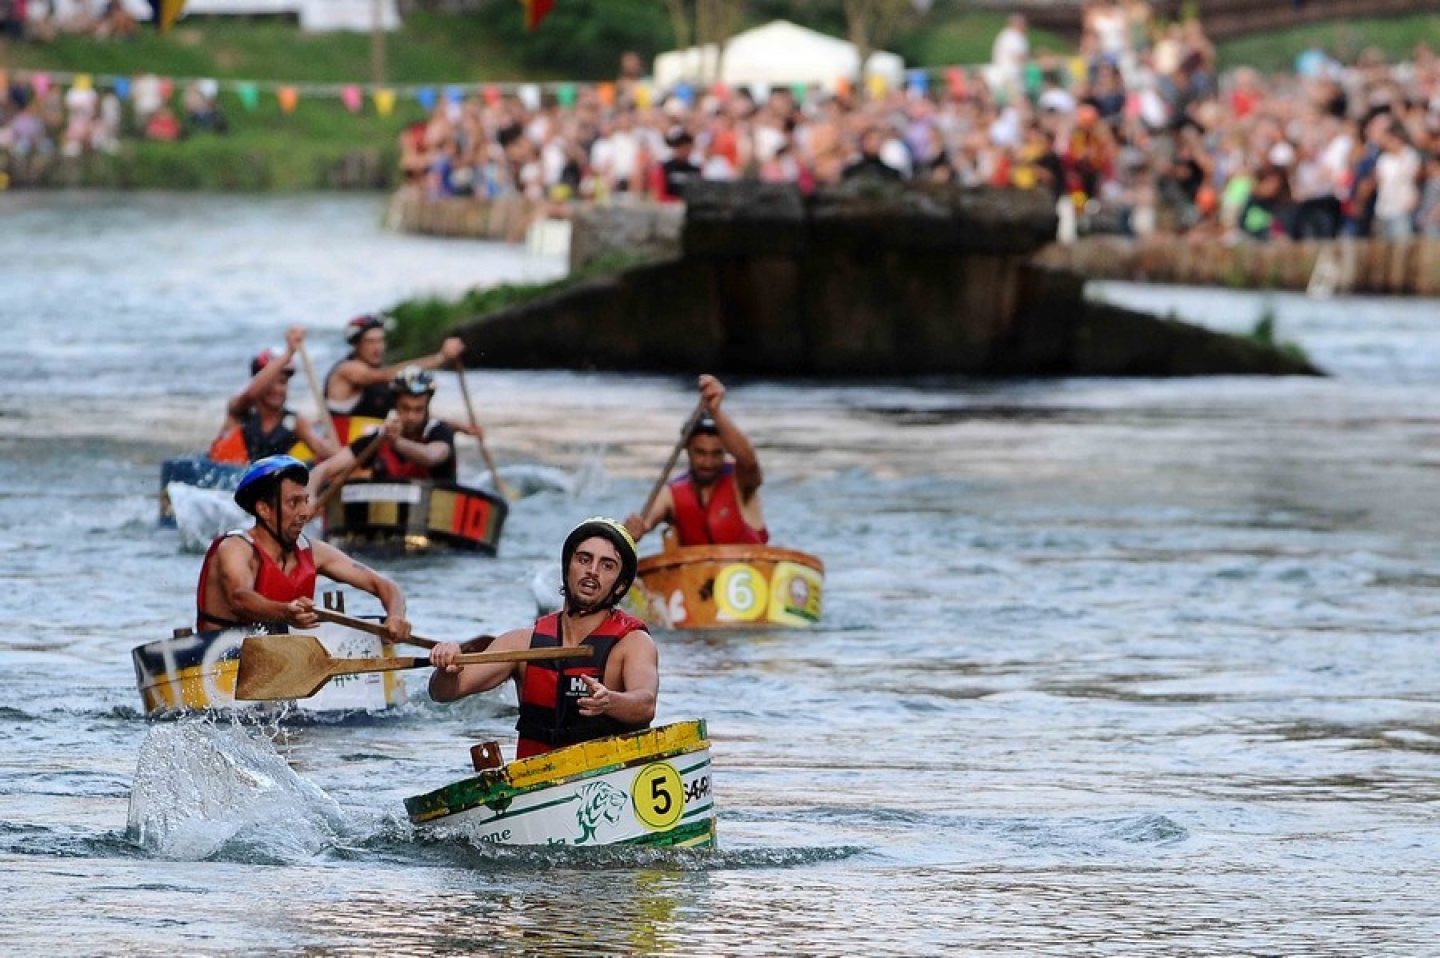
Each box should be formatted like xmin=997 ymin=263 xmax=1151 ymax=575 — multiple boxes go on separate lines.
xmin=653 ymin=20 xmax=905 ymax=92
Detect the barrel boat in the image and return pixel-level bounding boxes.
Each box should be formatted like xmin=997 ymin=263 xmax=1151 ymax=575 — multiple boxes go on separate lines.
xmin=158 ymin=457 xmax=245 ymax=526
xmin=625 ymin=543 xmax=825 ymax=630
xmin=131 ymin=619 xmax=406 ymax=717
xmin=404 ymin=721 xmax=716 ymax=848
xmin=323 ymin=478 xmax=508 ymax=554
xmin=158 ymin=416 xmax=382 ymax=525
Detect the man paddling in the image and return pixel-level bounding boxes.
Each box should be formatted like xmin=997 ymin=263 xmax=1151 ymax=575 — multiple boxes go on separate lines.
xmin=624 ymin=374 xmax=769 ymax=546
xmin=208 ymin=326 xmax=338 ymax=466
xmin=307 ymin=366 xmax=459 ymax=494
xmin=428 ymin=517 xmax=658 ymax=759
xmin=196 ymin=454 xmax=412 ymax=642
xmin=324 ymin=314 xmax=468 ymax=441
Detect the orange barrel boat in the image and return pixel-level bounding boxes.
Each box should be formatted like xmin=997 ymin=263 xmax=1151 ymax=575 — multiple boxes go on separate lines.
xmin=626 ymin=542 xmax=824 ymax=630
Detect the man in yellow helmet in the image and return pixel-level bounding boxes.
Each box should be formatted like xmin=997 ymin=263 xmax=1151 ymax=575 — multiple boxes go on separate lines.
xmin=428 ymin=518 xmax=658 ymax=759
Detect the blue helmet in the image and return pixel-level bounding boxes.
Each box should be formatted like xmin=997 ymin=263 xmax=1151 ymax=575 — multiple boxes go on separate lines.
xmin=234 ymin=455 xmax=309 ymax=515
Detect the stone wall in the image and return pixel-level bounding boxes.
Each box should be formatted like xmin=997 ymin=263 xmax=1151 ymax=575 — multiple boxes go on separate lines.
xmin=452 ymin=182 xmax=1318 ymax=378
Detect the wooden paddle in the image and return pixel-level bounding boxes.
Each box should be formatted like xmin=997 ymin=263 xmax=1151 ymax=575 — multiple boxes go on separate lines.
xmin=235 ymin=633 xmax=591 ymax=701
xmin=638 ymin=401 xmax=707 ymax=522
xmin=312 ymin=430 xmax=385 ymax=512
xmin=312 ymin=607 xmax=495 ymax=653
xmin=454 ymin=359 xmax=520 ymax=500
xmin=297 ymin=342 xmax=341 ymax=446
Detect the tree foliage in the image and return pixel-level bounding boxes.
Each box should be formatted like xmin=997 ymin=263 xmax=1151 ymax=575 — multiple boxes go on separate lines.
xmin=480 ymin=0 xmax=675 ymax=79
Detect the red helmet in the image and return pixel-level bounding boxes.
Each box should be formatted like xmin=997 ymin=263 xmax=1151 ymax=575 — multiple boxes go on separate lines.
xmin=345 ymin=314 xmax=390 ymax=346
xmin=251 ymin=349 xmax=295 ymax=377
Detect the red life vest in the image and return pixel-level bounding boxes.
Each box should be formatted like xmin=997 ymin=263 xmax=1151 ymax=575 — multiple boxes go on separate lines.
xmin=669 ymin=464 xmax=768 ymax=546
xmin=360 ymin=421 xmax=456 ymax=482
xmin=195 ymin=530 xmax=317 ymax=631
xmin=514 ymin=609 xmax=650 ymax=759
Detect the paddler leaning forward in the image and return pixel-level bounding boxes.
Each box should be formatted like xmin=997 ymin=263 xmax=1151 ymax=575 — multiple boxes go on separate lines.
xmin=195 ymin=454 xmax=412 ymax=641
xmin=428 ymin=517 xmax=658 ymax=760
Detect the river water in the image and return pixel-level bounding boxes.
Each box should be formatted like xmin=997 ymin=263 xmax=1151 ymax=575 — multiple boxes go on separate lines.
xmin=1 ymin=193 xmax=1437 ymax=956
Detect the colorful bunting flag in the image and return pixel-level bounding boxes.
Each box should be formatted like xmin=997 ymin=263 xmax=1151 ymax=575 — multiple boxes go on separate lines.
xmin=237 ymin=82 xmax=259 ymax=111
xmin=374 ymin=89 xmax=396 ymax=116
xmin=341 ymin=85 xmax=363 ymax=113
xmin=277 ymin=86 xmax=298 ymax=114
xmin=522 ymin=0 xmax=555 ymax=30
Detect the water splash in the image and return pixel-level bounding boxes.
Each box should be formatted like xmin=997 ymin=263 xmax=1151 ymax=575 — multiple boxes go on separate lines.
xmin=167 ymin=482 xmax=246 ymax=553
xmin=125 ymin=721 xmax=345 ymax=862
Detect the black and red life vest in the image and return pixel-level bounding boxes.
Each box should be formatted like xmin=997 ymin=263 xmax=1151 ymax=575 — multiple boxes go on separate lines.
xmin=514 ymin=609 xmax=650 ymax=758
xmin=325 ymin=360 xmax=395 ymax=441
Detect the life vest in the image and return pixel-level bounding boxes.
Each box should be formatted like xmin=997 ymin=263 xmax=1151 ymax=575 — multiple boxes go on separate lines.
xmin=207 ymin=408 xmax=300 ymax=465
xmin=669 ymin=464 xmax=768 ymax=546
xmin=365 ymin=420 xmax=457 ymax=482
xmin=195 ymin=529 xmax=317 ymax=631
xmin=325 ymin=360 xmax=395 ymax=441
xmin=514 ymin=609 xmax=650 ymax=759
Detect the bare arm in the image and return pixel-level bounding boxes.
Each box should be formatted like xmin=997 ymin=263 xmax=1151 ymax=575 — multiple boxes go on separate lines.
xmin=294 ymin=414 xmax=338 ymax=462
xmin=334 ymin=337 xmax=466 ymax=389
xmin=428 ymin=627 xmax=529 ymax=702
xmin=306 ymin=445 xmax=357 ymax=499
xmin=383 ymin=418 xmax=453 ymax=469
xmin=310 ymin=538 xmax=410 ymax=642
xmin=228 ymin=327 xmax=304 ymax=417
xmin=625 ymin=484 xmax=674 ymax=542
xmin=577 ymin=629 xmax=658 ymax=725
xmin=700 ymin=374 xmax=763 ymax=497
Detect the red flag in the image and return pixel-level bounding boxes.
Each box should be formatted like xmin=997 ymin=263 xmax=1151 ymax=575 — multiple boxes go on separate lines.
xmin=523 ymin=0 xmax=554 ymax=30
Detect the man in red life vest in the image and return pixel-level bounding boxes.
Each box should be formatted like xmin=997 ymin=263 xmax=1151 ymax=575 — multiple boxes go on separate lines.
xmin=307 ymin=367 xmax=458 ymax=494
xmin=196 ymin=455 xmax=412 ymax=642
xmin=624 ymin=374 xmax=768 ymax=546
xmin=324 ymin=314 xmax=469 ymax=442
xmin=208 ymin=326 xmax=338 ymax=466
xmin=428 ymin=518 xmax=658 ymax=759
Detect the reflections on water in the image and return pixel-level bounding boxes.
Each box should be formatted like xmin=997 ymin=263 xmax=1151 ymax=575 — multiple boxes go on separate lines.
xmin=0 ymin=194 xmax=1437 ymax=954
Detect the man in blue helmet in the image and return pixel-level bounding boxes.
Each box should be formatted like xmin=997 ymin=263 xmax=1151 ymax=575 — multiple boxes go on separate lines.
xmin=196 ymin=455 xmax=412 ymax=642
xmin=428 ymin=517 xmax=658 ymax=759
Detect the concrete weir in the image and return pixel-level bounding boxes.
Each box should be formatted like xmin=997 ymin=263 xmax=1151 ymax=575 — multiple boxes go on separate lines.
xmin=454 ymin=182 xmax=1320 ymax=377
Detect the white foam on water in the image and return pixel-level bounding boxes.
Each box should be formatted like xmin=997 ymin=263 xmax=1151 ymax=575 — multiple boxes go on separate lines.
xmin=126 ymin=721 xmax=345 ymax=862
xmin=531 ymin=562 xmax=563 ymax=615
xmin=167 ymin=482 xmax=248 ymax=553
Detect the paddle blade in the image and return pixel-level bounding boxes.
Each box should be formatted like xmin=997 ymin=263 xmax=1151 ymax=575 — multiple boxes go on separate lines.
xmin=235 ymin=633 xmax=362 ymax=701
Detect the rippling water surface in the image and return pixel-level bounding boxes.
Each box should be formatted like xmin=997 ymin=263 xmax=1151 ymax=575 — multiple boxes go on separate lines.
xmin=2 ymin=193 xmax=1437 ymax=956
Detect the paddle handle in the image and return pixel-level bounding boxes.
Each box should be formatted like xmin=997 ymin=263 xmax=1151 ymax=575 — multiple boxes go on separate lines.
xmin=454 ymin=359 xmax=517 ymax=499
xmin=333 ymin=646 xmax=591 ymax=676
xmin=314 ymin=608 xmax=436 ymax=649
xmin=313 ymin=428 xmax=384 ymax=511
xmin=314 ymin=607 xmax=495 ymax=653
xmin=298 ymin=343 xmax=341 ymax=445
xmin=639 ymin=401 xmax=706 ymax=521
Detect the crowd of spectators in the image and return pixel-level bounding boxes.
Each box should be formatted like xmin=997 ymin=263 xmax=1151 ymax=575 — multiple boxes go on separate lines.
xmin=1 ymin=71 xmax=225 ymax=163
xmin=402 ymin=2 xmax=1438 ymax=241
xmin=2 ymin=0 xmax=140 ymax=43
xmin=2 ymin=0 xmax=1435 ymax=240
